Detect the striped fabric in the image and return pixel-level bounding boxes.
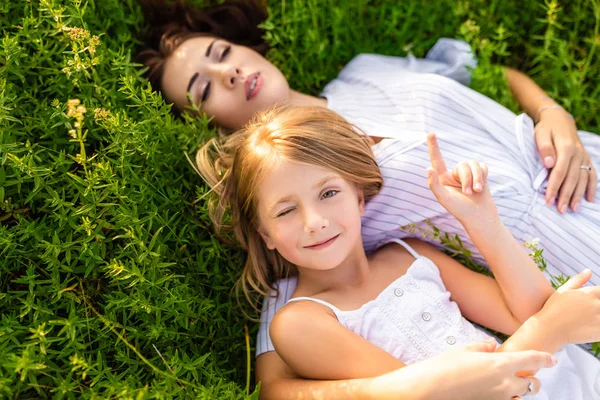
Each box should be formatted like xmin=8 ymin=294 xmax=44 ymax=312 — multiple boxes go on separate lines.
xmin=255 ymin=40 xmax=600 ymax=356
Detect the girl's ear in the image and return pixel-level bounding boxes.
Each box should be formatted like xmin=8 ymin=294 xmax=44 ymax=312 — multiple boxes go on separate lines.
xmin=258 ymin=225 xmax=276 ymax=250
xmin=358 ymin=188 xmax=366 ymax=216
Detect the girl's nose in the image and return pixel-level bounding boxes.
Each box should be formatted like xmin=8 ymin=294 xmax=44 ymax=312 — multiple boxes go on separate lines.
xmin=303 ymin=209 xmax=329 ymax=233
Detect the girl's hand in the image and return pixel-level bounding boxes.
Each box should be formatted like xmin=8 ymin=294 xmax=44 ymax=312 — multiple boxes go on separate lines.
xmin=538 ymin=269 xmax=600 ymax=347
xmin=535 ymin=108 xmax=597 ymax=213
xmin=426 ymin=133 xmax=498 ymax=223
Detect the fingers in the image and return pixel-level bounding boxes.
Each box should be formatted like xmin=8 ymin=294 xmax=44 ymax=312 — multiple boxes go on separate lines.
xmin=458 ymin=338 xmax=498 ymax=353
xmin=557 ymin=269 xmax=592 ymax=293
xmin=570 ymin=159 xmax=590 ymax=212
xmin=513 ymin=376 xmax=541 ymax=397
xmin=586 ymin=163 xmax=597 ymax=203
xmin=506 ymin=350 xmax=557 ymax=373
xmin=534 ymin=124 xmax=557 ymax=168
xmin=427 ymin=135 xmax=489 ymax=195
xmin=454 ymin=162 xmax=473 ymax=195
xmin=544 ymin=143 xmax=574 ymax=207
xmin=427 ymin=167 xmax=445 ymax=201
xmin=452 ymin=161 xmax=487 ymax=195
xmin=468 ymin=161 xmax=484 ymax=192
xmin=427 ymin=133 xmax=447 ymax=174
xmin=555 ymin=153 xmax=583 ymax=214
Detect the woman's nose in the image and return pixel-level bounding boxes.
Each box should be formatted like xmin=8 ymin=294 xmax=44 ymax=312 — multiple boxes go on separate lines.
xmin=220 ymin=65 xmax=241 ymax=89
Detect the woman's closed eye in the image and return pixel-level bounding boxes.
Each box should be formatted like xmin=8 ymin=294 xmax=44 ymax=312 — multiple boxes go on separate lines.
xmin=200 ymin=45 xmax=232 ymax=103
xmin=220 ymin=45 xmax=231 ymax=61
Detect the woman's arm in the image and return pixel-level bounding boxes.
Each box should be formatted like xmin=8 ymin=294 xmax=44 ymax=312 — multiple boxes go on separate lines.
xmin=504 ymin=67 xmax=597 ymax=213
xmin=503 ymin=67 xmax=556 ymax=123
xmin=256 ymin=351 xmax=412 ymax=400
xmin=256 ymin=342 xmax=555 ymax=400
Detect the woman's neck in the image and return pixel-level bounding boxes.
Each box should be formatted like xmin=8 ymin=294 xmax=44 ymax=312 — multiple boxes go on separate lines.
xmin=287 ymin=89 xmax=328 ymax=108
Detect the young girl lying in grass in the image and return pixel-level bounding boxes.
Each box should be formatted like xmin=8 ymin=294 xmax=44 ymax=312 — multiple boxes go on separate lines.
xmin=197 ymin=106 xmax=600 ymax=399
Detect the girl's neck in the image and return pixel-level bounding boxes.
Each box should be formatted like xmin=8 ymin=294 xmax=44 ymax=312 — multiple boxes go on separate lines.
xmin=287 ymin=89 xmax=328 ymax=108
xmin=295 ymin=242 xmax=371 ymax=296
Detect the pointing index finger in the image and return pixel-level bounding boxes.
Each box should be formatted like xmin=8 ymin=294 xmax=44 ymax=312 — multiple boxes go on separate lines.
xmin=427 ymin=133 xmax=447 ymax=174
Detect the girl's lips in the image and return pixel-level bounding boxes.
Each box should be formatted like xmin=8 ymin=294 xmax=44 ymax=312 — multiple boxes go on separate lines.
xmin=246 ymin=72 xmax=263 ymax=101
xmin=304 ymin=234 xmax=340 ymax=250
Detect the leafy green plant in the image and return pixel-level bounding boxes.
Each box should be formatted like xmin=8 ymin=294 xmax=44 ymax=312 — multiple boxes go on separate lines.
xmin=1 ymin=0 xmax=598 ymax=397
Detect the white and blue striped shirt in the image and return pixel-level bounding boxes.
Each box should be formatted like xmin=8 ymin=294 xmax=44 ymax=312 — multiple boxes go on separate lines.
xmin=256 ymin=39 xmax=600 ymax=356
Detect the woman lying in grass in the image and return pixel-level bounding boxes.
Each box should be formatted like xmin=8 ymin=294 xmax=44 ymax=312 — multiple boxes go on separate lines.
xmin=136 ymin=0 xmax=600 ymax=397
xmin=137 ymin=0 xmax=600 ymax=281
xmin=197 ymin=106 xmax=600 ymax=399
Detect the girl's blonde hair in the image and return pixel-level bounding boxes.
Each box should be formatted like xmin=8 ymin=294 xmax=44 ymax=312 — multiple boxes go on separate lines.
xmin=196 ymin=106 xmax=383 ymax=304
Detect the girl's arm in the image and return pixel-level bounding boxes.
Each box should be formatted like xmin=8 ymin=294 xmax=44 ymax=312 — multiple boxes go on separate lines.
xmin=426 ymin=134 xmax=553 ymax=324
xmin=498 ymin=269 xmax=600 ymax=354
xmin=269 ymin=301 xmax=405 ymax=380
xmin=460 ymin=215 xmax=554 ymax=322
xmin=504 ymin=67 xmax=597 ymax=213
xmin=403 ymin=239 xmax=533 ymax=335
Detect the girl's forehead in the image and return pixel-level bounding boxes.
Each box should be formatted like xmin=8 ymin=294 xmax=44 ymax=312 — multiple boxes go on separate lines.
xmin=257 ymin=162 xmax=345 ymax=201
xmin=263 ymin=161 xmax=338 ymax=185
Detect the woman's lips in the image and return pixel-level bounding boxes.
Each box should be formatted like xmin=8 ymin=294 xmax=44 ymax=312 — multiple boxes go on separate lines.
xmin=246 ymin=72 xmax=263 ymax=101
xmin=304 ymin=234 xmax=340 ymax=250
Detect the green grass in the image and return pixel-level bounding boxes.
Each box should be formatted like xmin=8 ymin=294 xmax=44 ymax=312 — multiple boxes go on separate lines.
xmin=1 ymin=0 xmax=599 ymax=398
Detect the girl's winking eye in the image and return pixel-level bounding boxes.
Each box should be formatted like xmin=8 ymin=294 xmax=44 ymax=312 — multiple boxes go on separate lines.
xmin=276 ymin=207 xmax=295 ymax=218
xmin=274 ymin=189 xmax=339 ymax=218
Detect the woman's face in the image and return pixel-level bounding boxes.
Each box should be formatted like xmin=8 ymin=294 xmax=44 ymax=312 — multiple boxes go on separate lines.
xmin=161 ymin=36 xmax=290 ymax=129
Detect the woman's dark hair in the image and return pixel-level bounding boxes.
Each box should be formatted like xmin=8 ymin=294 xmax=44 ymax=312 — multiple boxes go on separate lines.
xmin=136 ymin=0 xmax=269 ymax=105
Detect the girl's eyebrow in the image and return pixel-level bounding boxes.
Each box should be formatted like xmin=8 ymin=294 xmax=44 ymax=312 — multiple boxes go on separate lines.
xmin=313 ymin=176 xmax=337 ymax=189
xmin=269 ymin=196 xmax=293 ymax=215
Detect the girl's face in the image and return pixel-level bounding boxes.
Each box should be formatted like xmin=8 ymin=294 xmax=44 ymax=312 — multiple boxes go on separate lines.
xmin=257 ymin=161 xmax=365 ymax=271
xmin=161 ymin=37 xmax=290 ymax=129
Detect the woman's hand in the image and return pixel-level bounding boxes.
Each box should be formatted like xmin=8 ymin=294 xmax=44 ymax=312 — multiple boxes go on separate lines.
xmin=371 ymin=340 xmax=553 ymax=400
xmin=426 ymin=133 xmax=498 ymax=224
xmin=537 ymin=269 xmax=600 ymax=347
xmin=535 ymin=107 xmax=597 ymax=213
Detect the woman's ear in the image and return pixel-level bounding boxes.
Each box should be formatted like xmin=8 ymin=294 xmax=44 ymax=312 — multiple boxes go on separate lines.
xmin=258 ymin=226 xmax=276 ymax=250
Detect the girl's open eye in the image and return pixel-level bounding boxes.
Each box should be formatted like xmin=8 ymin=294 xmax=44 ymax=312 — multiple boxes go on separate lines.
xmin=220 ymin=45 xmax=231 ymax=61
xmin=276 ymin=208 xmax=295 ymax=218
xmin=321 ymin=190 xmax=338 ymax=199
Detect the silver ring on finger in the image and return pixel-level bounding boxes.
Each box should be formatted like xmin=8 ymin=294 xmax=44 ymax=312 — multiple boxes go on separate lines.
xmin=520 ymin=376 xmax=534 ymax=396
xmin=580 ymin=165 xmax=592 ymax=173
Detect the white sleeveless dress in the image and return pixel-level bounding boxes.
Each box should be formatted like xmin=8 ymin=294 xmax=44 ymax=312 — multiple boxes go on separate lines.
xmin=285 ymin=239 xmax=600 ymax=400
